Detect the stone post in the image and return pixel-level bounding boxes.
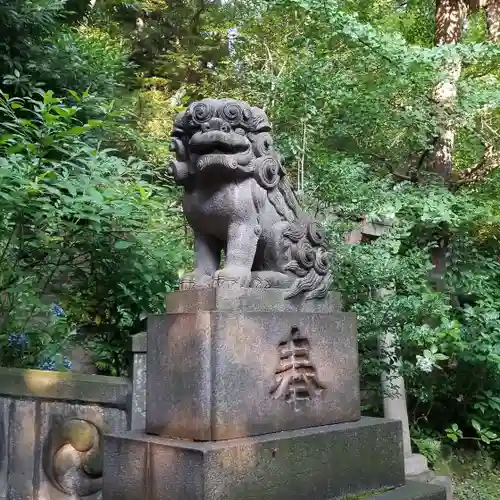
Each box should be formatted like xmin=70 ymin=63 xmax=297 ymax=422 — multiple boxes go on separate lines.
xmin=129 ymin=332 xmax=147 ymax=430
xmin=347 ymin=216 xmax=429 ymax=479
xmin=373 ymin=287 xmax=429 ymax=477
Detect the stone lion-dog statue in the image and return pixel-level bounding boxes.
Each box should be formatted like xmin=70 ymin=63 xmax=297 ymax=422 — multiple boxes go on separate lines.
xmin=169 ymin=99 xmax=331 ymax=300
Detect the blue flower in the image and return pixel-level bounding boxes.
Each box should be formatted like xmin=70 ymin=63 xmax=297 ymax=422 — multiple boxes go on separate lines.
xmin=8 ymin=332 xmax=28 ymax=348
xmin=52 ymin=304 xmax=65 ymax=317
xmin=63 ymin=358 xmax=72 ymax=370
xmin=38 ymin=358 xmax=57 ymax=371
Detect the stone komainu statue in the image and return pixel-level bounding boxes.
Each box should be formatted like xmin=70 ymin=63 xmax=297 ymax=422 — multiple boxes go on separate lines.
xmin=169 ymin=99 xmax=331 ymax=300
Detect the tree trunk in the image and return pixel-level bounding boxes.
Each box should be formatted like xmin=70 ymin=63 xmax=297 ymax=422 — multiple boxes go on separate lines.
xmin=429 ymin=0 xmax=467 ymax=290
xmin=432 ymin=0 xmax=466 ymax=179
xmin=485 ymin=0 xmax=500 ymax=42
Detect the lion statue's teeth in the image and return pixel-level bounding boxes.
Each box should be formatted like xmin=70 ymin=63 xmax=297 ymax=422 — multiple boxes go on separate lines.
xmin=169 ymin=98 xmax=332 ymax=300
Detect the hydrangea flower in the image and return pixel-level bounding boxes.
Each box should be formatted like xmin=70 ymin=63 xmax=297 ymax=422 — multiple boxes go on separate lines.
xmin=38 ymin=358 xmax=57 ymax=371
xmin=7 ymin=332 xmax=28 ymax=348
xmin=52 ymin=304 xmax=65 ymax=317
xmin=416 ymin=354 xmax=434 ymax=373
xmin=38 ymin=357 xmax=72 ymax=371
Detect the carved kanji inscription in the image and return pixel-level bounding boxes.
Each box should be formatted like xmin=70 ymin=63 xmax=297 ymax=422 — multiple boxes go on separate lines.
xmin=270 ymin=326 xmax=325 ymax=410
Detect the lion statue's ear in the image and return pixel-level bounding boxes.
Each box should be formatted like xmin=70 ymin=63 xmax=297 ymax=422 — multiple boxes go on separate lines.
xmin=249 ymin=107 xmax=272 ymax=132
xmin=172 ymin=111 xmax=187 ymax=136
xmin=169 ymin=110 xmax=194 ymax=186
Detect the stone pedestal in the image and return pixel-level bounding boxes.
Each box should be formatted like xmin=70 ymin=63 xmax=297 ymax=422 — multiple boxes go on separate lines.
xmin=103 ymin=289 xmax=447 ymax=500
xmin=104 ymin=418 xmax=406 ymax=500
xmin=146 ymin=289 xmax=360 ymax=441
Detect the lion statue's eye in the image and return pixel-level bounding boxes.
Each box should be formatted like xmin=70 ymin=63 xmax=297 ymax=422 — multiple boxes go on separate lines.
xmin=234 ymin=128 xmax=245 ymax=136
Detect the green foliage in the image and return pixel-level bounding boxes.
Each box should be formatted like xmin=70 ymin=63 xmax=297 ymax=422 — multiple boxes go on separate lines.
xmin=412 ymin=436 xmax=443 ymax=466
xmin=30 ymin=25 xmax=133 ymax=98
xmin=0 ymin=0 xmax=132 ymax=99
xmin=452 ymin=451 xmax=500 ymax=500
xmin=0 ymin=89 xmax=189 ymax=374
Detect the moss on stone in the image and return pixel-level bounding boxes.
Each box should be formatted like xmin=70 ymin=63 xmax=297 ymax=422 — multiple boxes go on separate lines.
xmin=340 ymin=487 xmax=393 ymax=499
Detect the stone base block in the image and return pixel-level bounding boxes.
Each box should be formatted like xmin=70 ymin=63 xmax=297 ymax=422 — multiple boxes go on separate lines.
xmin=363 ymin=481 xmax=447 ymax=500
xmin=405 ymin=453 xmax=429 ymax=478
xmin=147 ymin=289 xmax=360 ymax=441
xmin=103 ymin=417 xmax=405 ymax=500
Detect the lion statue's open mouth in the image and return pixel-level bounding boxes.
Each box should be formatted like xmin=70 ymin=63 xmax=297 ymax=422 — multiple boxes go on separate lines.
xmin=168 ymin=98 xmax=332 ymax=300
xmin=189 ymin=130 xmax=249 ymax=155
xmin=189 ymin=129 xmax=253 ymax=171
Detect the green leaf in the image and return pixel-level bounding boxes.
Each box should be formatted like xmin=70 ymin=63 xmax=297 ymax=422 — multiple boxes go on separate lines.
xmin=43 ymin=90 xmax=60 ymax=105
xmin=67 ymin=126 xmax=87 ymax=135
xmin=0 ymin=135 xmax=14 ymax=144
xmin=67 ymin=90 xmax=81 ymax=102
xmin=6 ymin=143 xmax=24 ymax=154
xmin=87 ymin=188 xmax=103 ymax=204
xmin=62 ymin=182 xmax=77 ymax=197
xmin=114 ymin=240 xmax=133 ymax=250
xmin=471 ymin=419 xmax=481 ymax=432
xmin=87 ymin=119 xmax=104 ymax=127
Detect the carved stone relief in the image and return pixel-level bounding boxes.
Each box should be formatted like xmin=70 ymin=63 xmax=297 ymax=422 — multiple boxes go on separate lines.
xmin=270 ymin=326 xmax=326 ymax=410
xmin=43 ymin=418 xmax=103 ymax=497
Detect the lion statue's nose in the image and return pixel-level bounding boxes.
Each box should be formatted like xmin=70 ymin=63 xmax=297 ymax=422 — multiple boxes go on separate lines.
xmin=202 ymin=117 xmax=231 ymax=133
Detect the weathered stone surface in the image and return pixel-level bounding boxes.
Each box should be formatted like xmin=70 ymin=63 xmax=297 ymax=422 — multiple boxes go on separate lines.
xmin=0 ymin=367 xmax=130 ymax=409
xmin=131 ymin=332 xmax=147 ymax=353
xmin=429 ymin=476 xmax=453 ymax=500
xmin=104 ymin=417 xmax=405 ymax=500
xmin=38 ymin=402 xmax=128 ymax=500
xmin=146 ymin=308 xmax=359 ymax=440
xmin=405 ymin=454 xmax=429 ymax=478
xmin=0 ymin=395 xmax=129 ymax=500
xmin=363 ymin=481 xmax=447 ymax=500
xmin=0 ymin=398 xmax=9 ymax=500
xmin=130 ymin=332 xmax=147 ymax=430
xmin=165 ymin=288 xmax=342 ymax=314
xmin=130 ymin=353 xmax=147 ymax=431
xmin=7 ymin=400 xmax=37 ymax=500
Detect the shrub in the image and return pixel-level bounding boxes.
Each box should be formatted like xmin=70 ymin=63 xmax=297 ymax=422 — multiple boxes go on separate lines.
xmin=0 ymin=89 xmax=190 ymax=374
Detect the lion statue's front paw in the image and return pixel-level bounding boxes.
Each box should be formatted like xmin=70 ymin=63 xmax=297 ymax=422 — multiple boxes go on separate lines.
xmin=180 ymin=272 xmax=212 ymax=290
xmin=212 ymin=266 xmax=251 ymax=288
xmin=179 ymin=272 xmax=196 ymax=290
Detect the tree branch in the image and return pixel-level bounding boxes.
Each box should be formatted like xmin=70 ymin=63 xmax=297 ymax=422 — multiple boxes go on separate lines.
xmin=452 ymin=144 xmax=499 ymax=188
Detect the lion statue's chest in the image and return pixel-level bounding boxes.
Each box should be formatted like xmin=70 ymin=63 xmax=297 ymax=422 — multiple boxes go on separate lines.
xmin=183 ymin=179 xmax=260 ymax=237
